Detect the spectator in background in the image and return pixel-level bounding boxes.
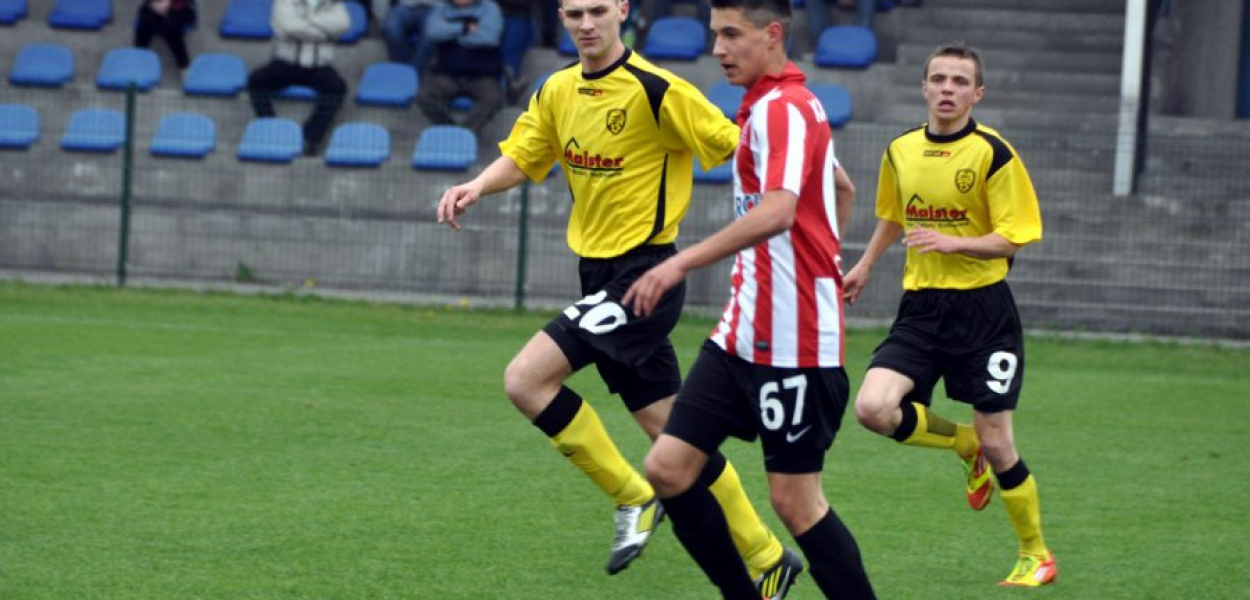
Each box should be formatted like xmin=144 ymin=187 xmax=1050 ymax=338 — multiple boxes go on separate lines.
xmin=539 ymin=0 xmax=559 ymax=47
xmin=134 ymin=0 xmax=197 ymax=72
xmin=247 ymin=0 xmax=350 ymax=157
xmin=496 ymin=0 xmax=532 ymax=103
xmin=374 ymin=0 xmax=439 ymax=73
xmin=415 ymin=0 xmax=504 ymax=134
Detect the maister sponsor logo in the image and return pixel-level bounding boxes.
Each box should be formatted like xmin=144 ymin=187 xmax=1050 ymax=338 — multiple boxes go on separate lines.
xmin=905 ymin=194 xmax=969 ymax=225
xmin=563 ymin=138 xmax=625 ymax=174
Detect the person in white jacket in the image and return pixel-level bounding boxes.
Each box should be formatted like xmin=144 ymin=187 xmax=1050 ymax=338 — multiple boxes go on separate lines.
xmin=246 ymin=0 xmax=351 ymax=157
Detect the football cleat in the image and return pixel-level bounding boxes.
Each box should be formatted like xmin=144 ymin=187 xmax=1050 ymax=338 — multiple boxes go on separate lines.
xmin=755 ymin=546 xmax=804 ymax=600
xmin=606 ymin=497 xmax=665 ymax=575
xmin=999 ymin=551 xmax=1057 ymax=587
xmin=962 ymin=446 xmax=994 ymax=511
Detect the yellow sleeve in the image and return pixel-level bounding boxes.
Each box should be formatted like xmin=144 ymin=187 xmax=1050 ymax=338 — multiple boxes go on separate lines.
xmin=987 ymin=149 xmax=1043 ymax=245
xmin=659 ymin=78 xmax=739 ymax=169
xmin=498 ymin=84 xmax=560 ymax=183
xmin=875 ymin=146 xmax=903 ymax=225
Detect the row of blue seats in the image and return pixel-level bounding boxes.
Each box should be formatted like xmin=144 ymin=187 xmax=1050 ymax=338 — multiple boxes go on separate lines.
xmin=9 ymin=44 xmax=423 ymax=107
xmin=9 ymin=43 xmax=853 ymax=125
xmin=2 ymin=0 xmax=876 ymax=69
xmin=0 ymin=102 xmax=749 ymax=183
xmin=0 ymin=0 xmax=367 ymax=43
xmin=0 ymin=103 xmax=479 ymax=170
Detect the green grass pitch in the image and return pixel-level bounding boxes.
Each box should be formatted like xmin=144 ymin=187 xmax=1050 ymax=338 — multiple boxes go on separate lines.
xmin=1 ymin=282 xmax=1246 ymax=599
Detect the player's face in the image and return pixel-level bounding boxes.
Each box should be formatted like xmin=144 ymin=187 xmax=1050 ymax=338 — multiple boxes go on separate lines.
xmin=710 ymin=8 xmax=777 ymax=88
xmin=560 ymin=0 xmax=628 ymax=69
xmin=922 ymin=56 xmax=984 ymax=132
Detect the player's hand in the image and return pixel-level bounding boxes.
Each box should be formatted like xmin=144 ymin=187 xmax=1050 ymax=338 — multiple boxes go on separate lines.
xmin=843 ymin=263 xmax=870 ymax=305
xmin=623 ymin=260 xmax=686 ymax=317
xmin=903 ymin=226 xmax=959 ymax=254
xmin=436 ymin=183 xmax=481 ymax=230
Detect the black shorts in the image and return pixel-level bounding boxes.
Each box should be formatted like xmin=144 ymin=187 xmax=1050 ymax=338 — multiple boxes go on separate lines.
xmin=543 ymin=244 xmax=685 ymax=413
xmin=869 ymin=280 xmax=1024 ymax=413
xmin=664 ymin=341 xmax=850 ymax=474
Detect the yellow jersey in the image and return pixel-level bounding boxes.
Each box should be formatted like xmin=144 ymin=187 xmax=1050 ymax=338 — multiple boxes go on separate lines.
xmin=876 ymin=119 xmax=1043 ymax=290
xmin=499 ymin=49 xmax=739 ymax=258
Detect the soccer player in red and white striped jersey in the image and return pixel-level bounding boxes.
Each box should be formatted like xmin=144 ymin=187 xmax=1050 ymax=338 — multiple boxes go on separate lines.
xmin=624 ymin=1 xmax=875 ymax=598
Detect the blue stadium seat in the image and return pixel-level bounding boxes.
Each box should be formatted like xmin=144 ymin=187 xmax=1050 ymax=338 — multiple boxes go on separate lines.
xmin=694 ymin=158 xmax=733 ymax=184
xmin=814 ymin=25 xmax=877 ymax=69
xmin=642 ymin=17 xmax=705 ymax=61
xmin=557 ymin=29 xmax=577 ymax=57
xmin=0 ymin=0 xmax=28 ymax=24
xmin=412 ymin=125 xmax=477 ymax=171
xmin=61 ymin=108 xmax=125 ymax=153
xmin=183 ymin=53 xmax=247 ymax=97
xmin=355 ymin=62 xmax=418 ymax=107
xmin=810 ymin=82 xmax=853 ymax=128
xmin=448 ymin=96 xmax=475 ymax=112
xmin=96 ymin=47 xmax=162 ymax=91
xmin=9 ymin=44 xmax=74 ymax=88
xmin=0 ymin=104 xmax=39 ymax=149
xmin=278 ymin=85 xmax=317 ymax=101
xmin=48 ymin=0 xmax=111 ymax=30
xmin=237 ymin=117 xmax=302 ymax=163
xmin=706 ymin=81 xmax=744 ymax=120
xmin=501 ymin=16 xmax=534 ymax=77
xmin=150 ymin=112 xmax=216 ymax=158
xmin=219 ymin=0 xmax=273 ymax=40
xmin=339 ymin=0 xmax=366 ymax=43
xmin=325 ymin=122 xmax=390 ymax=167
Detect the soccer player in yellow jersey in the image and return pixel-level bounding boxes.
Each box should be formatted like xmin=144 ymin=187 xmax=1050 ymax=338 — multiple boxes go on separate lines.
xmin=436 ymin=0 xmax=799 ymax=591
xmin=843 ymin=41 xmax=1056 ymax=588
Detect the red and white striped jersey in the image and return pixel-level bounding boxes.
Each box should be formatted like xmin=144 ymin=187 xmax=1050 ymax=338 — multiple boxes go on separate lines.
xmin=709 ymin=63 xmax=846 ymax=369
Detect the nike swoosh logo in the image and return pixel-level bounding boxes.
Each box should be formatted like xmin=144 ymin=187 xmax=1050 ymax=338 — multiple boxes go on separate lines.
xmin=785 ymin=426 xmax=812 ymax=443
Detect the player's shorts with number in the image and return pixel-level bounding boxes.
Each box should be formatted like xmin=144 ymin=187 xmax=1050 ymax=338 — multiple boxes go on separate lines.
xmin=665 ymin=341 xmax=850 ymax=474
xmin=869 ymin=280 xmax=1025 ymax=413
xmin=543 ymin=243 xmax=685 ymax=412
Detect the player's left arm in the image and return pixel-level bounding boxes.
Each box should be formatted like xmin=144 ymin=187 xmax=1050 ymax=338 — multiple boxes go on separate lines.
xmin=624 ymin=190 xmax=798 ymax=316
xmin=661 ymin=78 xmax=740 ymax=168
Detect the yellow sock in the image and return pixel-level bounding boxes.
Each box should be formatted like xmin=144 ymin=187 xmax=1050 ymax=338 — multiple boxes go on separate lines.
xmin=707 ymin=460 xmax=783 ymax=579
xmin=1001 ymin=474 xmax=1048 ymax=556
xmin=901 ymin=402 xmax=975 ymax=457
xmin=549 ymin=401 xmax=652 ymax=506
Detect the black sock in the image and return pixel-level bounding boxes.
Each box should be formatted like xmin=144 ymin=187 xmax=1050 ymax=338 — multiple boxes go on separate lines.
xmin=794 ymin=508 xmax=877 ymax=600
xmin=664 ymin=484 xmax=758 ymax=600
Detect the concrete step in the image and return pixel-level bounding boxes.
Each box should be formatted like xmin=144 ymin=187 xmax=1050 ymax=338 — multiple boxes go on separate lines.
xmin=898 ymin=26 xmax=1125 ymax=54
xmin=886 ymin=61 xmax=1123 ymax=97
xmin=906 ymin=6 xmax=1125 ymax=36
xmin=931 ymin=0 xmax=1127 ymax=14
xmin=896 ymin=42 xmax=1123 ymax=74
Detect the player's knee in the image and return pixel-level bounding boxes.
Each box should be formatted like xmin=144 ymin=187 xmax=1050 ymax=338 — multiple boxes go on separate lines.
xmin=854 ymin=391 xmax=893 ymax=434
xmin=644 ymin=450 xmax=692 ymax=498
xmin=502 ymin=356 xmax=546 ymax=411
xmin=769 ymin=491 xmax=825 ymax=535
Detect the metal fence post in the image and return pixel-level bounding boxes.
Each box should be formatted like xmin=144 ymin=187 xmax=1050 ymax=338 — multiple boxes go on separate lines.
xmin=514 ymin=181 xmax=531 ymax=310
xmin=116 ymin=84 xmax=136 ymax=286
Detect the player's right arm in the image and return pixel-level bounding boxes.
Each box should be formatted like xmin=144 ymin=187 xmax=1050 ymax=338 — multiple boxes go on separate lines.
xmin=436 ymin=156 xmax=528 ymax=230
xmin=843 ymin=219 xmax=903 ymax=305
xmin=844 ymin=148 xmax=902 ymax=305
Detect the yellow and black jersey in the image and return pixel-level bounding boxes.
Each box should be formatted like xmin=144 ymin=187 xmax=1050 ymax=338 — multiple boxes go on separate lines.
xmin=499 ymin=49 xmax=738 ymax=258
xmin=876 ymin=118 xmax=1042 ymax=290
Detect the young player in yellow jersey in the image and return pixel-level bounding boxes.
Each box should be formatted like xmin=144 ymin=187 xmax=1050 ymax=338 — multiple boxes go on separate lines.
xmin=843 ymin=41 xmax=1055 ymax=588
xmin=436 ymin=0 xmax=800 ymax=593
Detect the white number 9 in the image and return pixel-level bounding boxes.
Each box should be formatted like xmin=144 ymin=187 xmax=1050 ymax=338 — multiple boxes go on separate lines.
xmin=985 ymin=351 xmax=1018 ymax=394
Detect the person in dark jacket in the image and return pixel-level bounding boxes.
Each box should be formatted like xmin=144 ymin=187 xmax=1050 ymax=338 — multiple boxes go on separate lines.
xmin=134 ymin=0 xmax=197 ymax=70
xmin=414 ymin=0 xmax=504 ymax=134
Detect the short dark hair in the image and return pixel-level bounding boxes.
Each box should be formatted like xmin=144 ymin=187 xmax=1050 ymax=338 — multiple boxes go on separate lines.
xmin=924 ymin=41 xmax=983 ymax=86
xmin=709 ymin=0 xmax=792 ymax=29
